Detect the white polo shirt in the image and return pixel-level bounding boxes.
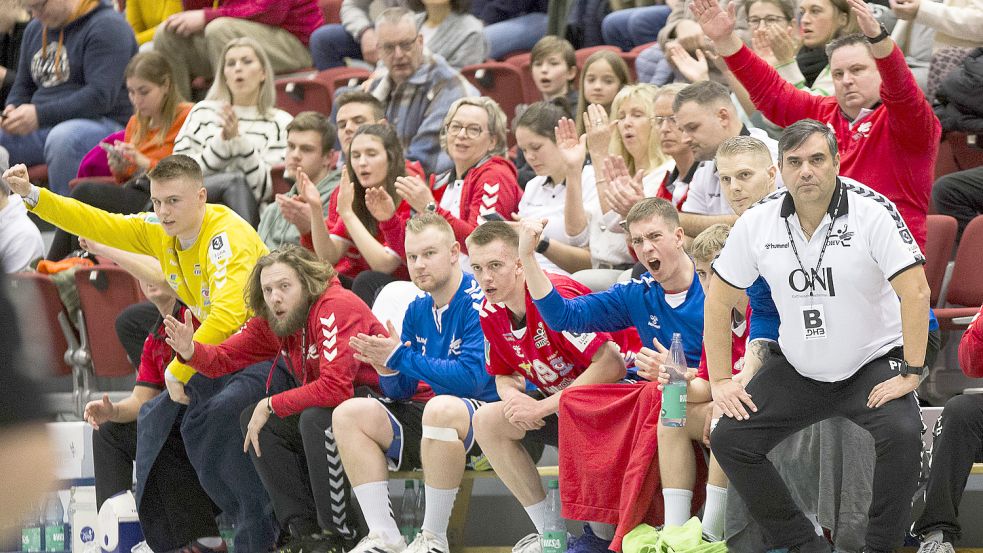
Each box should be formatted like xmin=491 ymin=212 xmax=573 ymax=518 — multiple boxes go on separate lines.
xmin=519 ymin=171 xmax=598 ymax=275
xmin=681 ymin=127 xmax=780 ymax=216
xmin=712 ymin=177 xmax=925 ymax=382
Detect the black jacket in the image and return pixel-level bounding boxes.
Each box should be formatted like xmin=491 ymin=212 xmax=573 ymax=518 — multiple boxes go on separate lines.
xmin=934 ymin=47 xmax=983 ymax=133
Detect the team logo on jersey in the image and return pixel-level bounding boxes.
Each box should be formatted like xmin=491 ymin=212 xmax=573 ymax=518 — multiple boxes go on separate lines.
xmin=828 ymin=225 xmax=854 ymax=247
xmin=852 ymin=121 xmax=873 ymax=141
xmin=648 ymin=315 xmax=661 ymax=329
xmin=193 ymin=264 xmax=202 ymax=276
xmin=562 ymin=331 xmax=596 ymax=353
xmin=765 ymin=241 xmax=790 ymax=250
xmin=788 ymin=267 xmax=836 ymax=297
xmin=513 ymin=344 xmax=525 ymax=358
xmin=307 ymin=343 xmax=318 ymax=360
xmin=448 ymin=336 xmax=462 ymax=356
xmin=548 ymin=354 xmax=573 ymax=376
xmin=533 ymin=324 xmax=549 ymax=348
xmin=416 ymin=336 xmax=428 ymax=357
xmin=321 ymin=314 xmax=338 ymax=362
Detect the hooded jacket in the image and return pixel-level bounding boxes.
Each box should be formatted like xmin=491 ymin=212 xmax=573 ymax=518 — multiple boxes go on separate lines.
xmin=8 ymin=0 xmax=135 ymax=127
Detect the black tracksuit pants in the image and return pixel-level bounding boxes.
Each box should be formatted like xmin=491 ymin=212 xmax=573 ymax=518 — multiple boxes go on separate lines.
xmin=912 ymin=393 xmax=983 ymax=541
xmin=92 ymin=415 xmax=220 ymax=552
xmin=710 ymin=345 xmax=922 ymax=552
xmin=239 ymin=404 xmax=361 ymax=542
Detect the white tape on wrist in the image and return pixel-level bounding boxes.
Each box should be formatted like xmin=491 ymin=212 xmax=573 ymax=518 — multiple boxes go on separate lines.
xmin=422 ymin=425 xmax=460 ymax=442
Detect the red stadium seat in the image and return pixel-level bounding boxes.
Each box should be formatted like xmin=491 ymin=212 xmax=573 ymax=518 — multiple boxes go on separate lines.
xmin=313 ymin=66 xmax=373 ymax=99
xmin=271 ymin=164 xmax=291 ymax=196
xmin=925 ymin=214 xmax=958 ymax=307
xmin=575 ymin=45 xmax=620 ymax=70
xmin=276 ymin=77 xmax=333 ymax=116
xmin=936 ymin=215 xmax=983 ymax=330
xmin=934 ymin=132 xmax=983 ymax=179
xmin=73 ymin=266 xmax=144 ymax=378
xmin=6 ymin=272 xmax=74 ymax=378
xmin=503 ymin=52 xmax=542 ymax=104
xmin=27 ymin=164 xmax=48 ymax=188
xmin=460 ymin=62 xmax=529 ymax=124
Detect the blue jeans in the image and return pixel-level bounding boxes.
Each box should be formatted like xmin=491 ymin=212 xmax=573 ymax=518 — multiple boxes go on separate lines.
xmin=601 ymin=6 xmax=672 ymax=51
xmin=484 ymin=12 xmax=549 ymax=60
xmin=309 ymin=24 xmax=362 ymax=70
xmin=0 ymin=117 xmax=122 ymax=196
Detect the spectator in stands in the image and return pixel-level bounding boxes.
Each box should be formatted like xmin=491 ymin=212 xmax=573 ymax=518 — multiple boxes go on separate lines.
xmin=529 ymin=35 xmax=579 ymax=110
xmin=258 ymin=112 xmax=340 ymax=250
xmin=513 ymin=102 xmax=598 ymax=277
xmin=174 ymin=37 xmax=294 ymax=227
xmin=331 ymin=91 xmax=386 ymax=167
xmin=336 ymin=213 xmax=495 ymax=553
xmin=392 ymin=97 xmax=521 ymax=261
xmin=912 ymin=306 xmax=983 ymax=553
xmin=477 ymin=0 xmax=549 ymax=60
xmin=47 ymin=51 xmax=193 ymax=260
xmin=161 ymin=244 xmax=398 ymax=553
xmin=404 ymin=0 xmax=488 ymax=69
xmin=4 ymin=155 xmax=275 ymax=552
xmin=602 ymin=4 xmax=673 ymax=52
xmin=153 ymin=0 xmax=322 ymax=100
xmin=300 ymin=124 xmax=410 ymax=295
xmin=126 ymin=0 xmax=181 ymax=51
xmin=0 ymin=148 xmax=43 ymax=272
xmin=574 ymin=50 xmax=633 ymax=135
xmin=360 ymin=7 xmax=478 ymax=175
xmin=0 ymin=0 xmax=136 ymax=197
xmin=933 ymin=166 xmax=983 ymax=240
xmin=469 ymin=221 xmax=628 ymax=553
xmin=308 ymin=0 xmax=392 ymax=70
xmin=0 ymin=2 xmax=28 ymax=105
xmin=751 ymin=0 xmax=857 ymax=95
xmin=692 ymin=0 xmax=941 ymax=251
xmin=671 ymin=80 xmax=779 ymax=237
xmin=82 ymin=268 xmax=224 ymax=553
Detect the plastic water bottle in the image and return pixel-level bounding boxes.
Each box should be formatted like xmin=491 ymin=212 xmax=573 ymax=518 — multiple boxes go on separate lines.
xmin=217 ymin=513 xmax=236 ymax=553
xmin=413 ymin=480 xmax=425 ymax=539
xmin=43 ymin=493 xmax=66 ymax=552
xmin=21 ymin=502 xmax=42 ymax=552
xmin=541 ymin=480 xmax=566 ymax=553
xmin=660 ymin=333 xmax=688 ymax=428
xmin=399 ymin=481 xmax=418 ymax=544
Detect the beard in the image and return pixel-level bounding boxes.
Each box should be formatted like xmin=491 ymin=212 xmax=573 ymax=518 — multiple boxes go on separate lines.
xmin=268 ymin=302 xmax=310 ymax=337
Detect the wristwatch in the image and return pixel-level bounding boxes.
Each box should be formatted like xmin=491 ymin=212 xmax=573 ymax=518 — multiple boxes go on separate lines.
xmin=425 ymin=202 xmax=437 ymax=213
xmin=867 ymin=23 xmax=890 ymax=44
xmin=24 ymin=185 xmax=40 ymax=208
xmin=535 ymin=237 xmax=551 ymax=254
xmin=899 ymin=360 xmax=927 ymax=376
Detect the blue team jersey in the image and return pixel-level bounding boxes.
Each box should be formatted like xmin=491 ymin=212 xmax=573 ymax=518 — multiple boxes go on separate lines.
xmin=533 ymin=271 xmax=704 ymax=368
xmin=380 ymin=274 xmax=498 ymax=401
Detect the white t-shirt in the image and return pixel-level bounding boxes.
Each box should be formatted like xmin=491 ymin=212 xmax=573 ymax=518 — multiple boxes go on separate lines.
xmin=0 ymin=195 xmax=45 ymax=273
xmin=712 ymin=177 xmax=925 ymax=382
xmin=439 ymin=178 xmax=465 ymax=218
xmin=519 ymin=171 xmax=598 ymax=275
xmin=682 ymin=127 xmax=780 ymax=216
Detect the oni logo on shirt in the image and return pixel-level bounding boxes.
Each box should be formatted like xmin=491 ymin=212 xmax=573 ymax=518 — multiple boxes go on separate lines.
xmin=788 ymin=267 xmax=836 ymax=297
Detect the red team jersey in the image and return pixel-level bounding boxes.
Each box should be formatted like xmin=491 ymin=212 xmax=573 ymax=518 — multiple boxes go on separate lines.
xmin=480 ymin=274 xmax=629 ymax=395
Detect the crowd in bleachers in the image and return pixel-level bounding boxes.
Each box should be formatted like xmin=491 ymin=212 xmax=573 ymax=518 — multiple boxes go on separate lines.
xmin=3 ymin=0 xmax=983 ymax=552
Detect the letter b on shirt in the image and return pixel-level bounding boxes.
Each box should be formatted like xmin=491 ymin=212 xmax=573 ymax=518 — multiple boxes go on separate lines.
xmin=801 ymin=304 xmax=827 ymax=341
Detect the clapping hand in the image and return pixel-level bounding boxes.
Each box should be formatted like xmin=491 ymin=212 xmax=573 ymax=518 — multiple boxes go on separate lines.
xmin=394 ymin=175 xmax=435 ymax=213
xmin=350 ymin=320 xmax=405 ymax=374
xmin=603 ymin=156 xmax=645 ymax=217
xmin=365 ymin=186 xmax=397 ymax=222
xmin=83 ymin=394 xmax=117 ymax=430
xmin=219 ymin=104 xmax=239 ymax=141
xmin=584 ymin=104 xmax=615 ymax=164
xmin=688 ymin=0 xmax=738 ymax=43
xmin=666 ymin=41 xmax=710 ymax=83
xmin=555 ymin=117 xmax=587 ymax=173
xmin=847 ymin=0 xmax=884 ymax=37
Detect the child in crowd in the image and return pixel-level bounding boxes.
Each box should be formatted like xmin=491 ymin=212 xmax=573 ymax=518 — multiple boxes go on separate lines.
xmin=574 ymin=50 xmax=633 ymax=135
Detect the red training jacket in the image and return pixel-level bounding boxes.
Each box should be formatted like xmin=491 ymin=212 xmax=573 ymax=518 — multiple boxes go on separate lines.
xmin=960 ymin=306 xmax=983 ymax=378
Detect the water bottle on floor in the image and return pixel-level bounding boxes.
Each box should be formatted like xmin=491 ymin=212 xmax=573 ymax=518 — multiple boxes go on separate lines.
xmin=414 ymin=480 xmax=425 ymax=539
xmin=399 ymin=481 xmax=417 ymax=544
xmin=541 ymin=480 xmax=566 ymax=553
xmin=43 ymin=493 xmax=66 ymax=552
xmin=660 ymin=333 xmax=688 ymax=428
xmin=21 ymin=502 xmax=42 ymax=552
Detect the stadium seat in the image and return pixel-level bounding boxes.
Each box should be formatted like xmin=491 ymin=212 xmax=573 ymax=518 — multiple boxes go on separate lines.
xmin=271 ymin=164 xmax=291 ymax=196
xmin=502 ymin=52 xmax=541 ymax=104
xmin=6 ymin=272 xmax=74 ymax=378
xmin=935 ymin=215 xmax=983 ymax=331
xmin=934 ymin=132 xmax=983 ymax=179
xmin=73 ymin=266 xmax=144 ymax=378
xmin=574 ymin=45 xmax=620 ymax=70
xmin=276 ymin=77 xmax=333 ymax=116
xmin=27 ymin=164 xmax=48 ymax=188
xmin=68 ymin=176 xmax=117 ymax=191
xmin=314 ymin=66 xmax=373 ymax=99
xmin=460 ymin=62 xmax=529 ymax=134
xmin=925 ymin=214 xmax=958 ymax=307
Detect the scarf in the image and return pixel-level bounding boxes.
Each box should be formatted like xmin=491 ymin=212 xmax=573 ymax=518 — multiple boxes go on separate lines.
xmin=796 ymin=45 xmax=829 ymax=88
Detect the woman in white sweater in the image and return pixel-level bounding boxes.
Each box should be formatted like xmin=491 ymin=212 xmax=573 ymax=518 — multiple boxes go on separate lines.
xmin=174 ymin=37 xmax=293 ymax=226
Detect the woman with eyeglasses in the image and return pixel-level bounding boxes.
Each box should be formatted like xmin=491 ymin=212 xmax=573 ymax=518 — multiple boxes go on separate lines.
xmin=391 ymin=97 xmax=521 ymax=260
xmin=299 ymin=123 xmax=412 ymax=298
xmin=749 ymin=0 xmax=858 ymax=95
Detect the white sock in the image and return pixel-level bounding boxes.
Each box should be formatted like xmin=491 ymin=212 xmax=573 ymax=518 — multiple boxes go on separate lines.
xmin=804 ymin=512 xmax=823 ymax=535
xmin=524 ymin=500 xmax=547 ymax=534
xmin=923 ymin=530 xmax=944 ymax=544
xmin=587 ymin=522 xmax=615 ymax=541
xmin=662 ymin=488 xmax=694 ymax=527
xmin=421 ymin=485 xmax=458 ymax=540
xmin=353 ymin=481 xmax=402 ymax=544
xmin=198 ymin=537 xmax=223 ymax=548
xmin=701 ymin=484 xmax=728 ymax=541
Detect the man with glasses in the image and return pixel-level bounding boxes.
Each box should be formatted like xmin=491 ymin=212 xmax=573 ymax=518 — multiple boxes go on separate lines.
xmin=360 ymin=7 xmax=478 ymax=175
xmin=1 ymin=0 xmax=135 ymax=197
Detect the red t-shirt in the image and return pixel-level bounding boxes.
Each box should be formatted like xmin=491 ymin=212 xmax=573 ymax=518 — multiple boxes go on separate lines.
xmin=696 ymin=304 xmax=751 ymax=381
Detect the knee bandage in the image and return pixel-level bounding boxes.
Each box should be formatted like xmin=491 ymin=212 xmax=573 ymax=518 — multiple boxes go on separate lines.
xmin=422 ymin=425 xmax=460 ymax=442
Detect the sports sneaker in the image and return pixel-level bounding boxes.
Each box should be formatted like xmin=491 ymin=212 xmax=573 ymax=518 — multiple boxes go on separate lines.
xmin=916 ymin=541 xmax=955 ymax=553
xmin=512 ymin=533 xmax=542 ymax=553
xmin=404 ymin=530 xmax=449 ymax=553
xmin=347 ymin=532 xmax=407 ymax=553
xmin=567 ymin=525 xmax=611 ymax=553
xmin=276 ymin=532 xmax=346 ymax=553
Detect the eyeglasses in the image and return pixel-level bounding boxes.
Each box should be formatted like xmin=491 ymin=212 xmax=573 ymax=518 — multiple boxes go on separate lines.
xmin=445 ymin=122 xmax=485 ymax=139
xmin=747 ymin=16 xmax=788 ymax=27
xmin=654 ymin=115 xmax=677 ymax=127
xmin=379 ymin=37 xmax=418 ymax=55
